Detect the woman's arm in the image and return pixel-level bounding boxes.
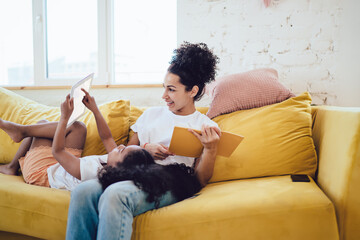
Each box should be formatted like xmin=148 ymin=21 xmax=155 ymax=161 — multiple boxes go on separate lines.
xmin=127 ymin=133 xmax=140 ymax=146
xmin=190 ymin=126 xmax=221 ymax=187
xmin=52 ymin=95 xmax=81 ymax=180
xmin=127 ymin=132 xmax=173 ymax=160
xmin=81 ymin=89 xmax=117 ymax=153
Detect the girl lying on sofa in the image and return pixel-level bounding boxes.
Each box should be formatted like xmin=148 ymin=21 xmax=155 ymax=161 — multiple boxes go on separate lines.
xmin=0 ymin=90 xmax=201 ymax=200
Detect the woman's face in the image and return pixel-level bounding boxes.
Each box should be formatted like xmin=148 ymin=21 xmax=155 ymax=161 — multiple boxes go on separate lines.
xmin=162 ymin=72 xmax=198 ymax=115
xmin=107 ymin=145 xmax=141 ymax=167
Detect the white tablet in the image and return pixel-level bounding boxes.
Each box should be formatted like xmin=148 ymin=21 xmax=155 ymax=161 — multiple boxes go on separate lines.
xmin=67 ymin=73 xmax=94 ymax=127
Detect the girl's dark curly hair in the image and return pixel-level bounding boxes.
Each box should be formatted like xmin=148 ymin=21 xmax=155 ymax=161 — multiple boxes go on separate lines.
xmin=168 ymin=42 xmax=219 ymax=101
xmin=98 ymin=149 xmax=202 ymax=208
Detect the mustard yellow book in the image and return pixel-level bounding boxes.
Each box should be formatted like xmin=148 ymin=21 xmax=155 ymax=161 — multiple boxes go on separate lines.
xmin=169 ymin=126 xmax=244 ymax=158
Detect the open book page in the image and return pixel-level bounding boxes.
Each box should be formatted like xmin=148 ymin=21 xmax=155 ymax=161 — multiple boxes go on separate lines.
xmin=169 ymin=126 xmax=244 ymax=158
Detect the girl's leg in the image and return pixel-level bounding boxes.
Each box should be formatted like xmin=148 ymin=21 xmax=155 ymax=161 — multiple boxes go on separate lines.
xmin=64 ymin=121 xmax=87 ymax=150
xmin=0 ymin=120 xmax=55 ymax=175
xmin=0 ymin=120 xmax=86 ymax=175
xmin=29 ymin=120 xmax=87 ymax=150
xmin=66 ymin=179 xmax=104 ymax=240
xmin=0 ymin=118 xmax=57 ymax=143
xmin=97 ymin=181 xmax=178 ymax=240
xmin=0 ymin=137 xmax=32 ymax=175
xmin=0 ymin=118 xmax=86 ymax=149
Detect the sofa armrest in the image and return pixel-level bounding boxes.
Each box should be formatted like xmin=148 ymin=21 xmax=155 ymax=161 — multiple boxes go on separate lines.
xmin=312 ymin=106 xmax=360 ymax=240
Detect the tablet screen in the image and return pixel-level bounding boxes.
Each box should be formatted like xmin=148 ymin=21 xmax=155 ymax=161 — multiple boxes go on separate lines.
xmin=67 ymin=73 xmax=94 ymax=127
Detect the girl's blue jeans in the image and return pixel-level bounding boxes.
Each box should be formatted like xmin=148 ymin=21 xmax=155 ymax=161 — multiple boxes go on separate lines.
xmin=66 ymin=179 xmax=177 ymax=240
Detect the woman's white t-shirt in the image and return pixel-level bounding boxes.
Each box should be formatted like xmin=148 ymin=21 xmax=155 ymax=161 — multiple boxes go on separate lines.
xmin=47 ymin=154 xmax=108 ymax=191
xmin=131 ymin=106 xmax=218 ymax=167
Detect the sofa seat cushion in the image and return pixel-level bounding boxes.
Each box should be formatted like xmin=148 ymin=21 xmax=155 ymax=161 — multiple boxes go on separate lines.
xmin=0 ymin=174 xmax=70 ymax=240
xmin=132 ymin=175 xmax=338 ymax=240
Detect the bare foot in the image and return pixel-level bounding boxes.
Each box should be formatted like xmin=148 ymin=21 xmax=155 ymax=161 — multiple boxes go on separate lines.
xmin=0 ymin=118 xmax=25 ymax=143
xmin=0 ymin=164 xmax=18 ymax=175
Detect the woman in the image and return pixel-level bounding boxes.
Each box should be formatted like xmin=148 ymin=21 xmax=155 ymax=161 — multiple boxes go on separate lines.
xmin=66 ymin=42 xmax=221 ymax=240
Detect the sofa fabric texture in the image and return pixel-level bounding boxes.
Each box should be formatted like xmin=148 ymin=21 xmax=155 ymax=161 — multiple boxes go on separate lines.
xmin=0 ymin=174 xmax=70 ymax=239
xmin=132 ymin=175 xmax=338 ymax=240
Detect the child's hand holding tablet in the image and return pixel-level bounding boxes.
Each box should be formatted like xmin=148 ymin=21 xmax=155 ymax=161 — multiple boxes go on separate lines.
xmin=67 ymin=73 xmax=94 ymax=127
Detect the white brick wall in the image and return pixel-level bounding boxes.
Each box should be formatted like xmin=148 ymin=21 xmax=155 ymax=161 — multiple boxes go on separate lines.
xmin=178 ymin=0 xmax=360 ymax=106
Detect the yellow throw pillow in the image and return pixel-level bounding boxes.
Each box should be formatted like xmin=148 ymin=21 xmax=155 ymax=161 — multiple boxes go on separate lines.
xmin=210 ymin=92 xmax=317 ymax=182
xmin=0 ymin=88 xmax=60 ymax=164
xmin=81 ymin=100 xmax=130 ymax=156
xmin=0 ymin=87 xmax=130 ymax=163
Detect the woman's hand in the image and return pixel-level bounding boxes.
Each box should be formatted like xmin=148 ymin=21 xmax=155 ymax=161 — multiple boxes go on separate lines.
xmin=189 ymin=125 xmax=221 ymax=153
xmin=60 ymin=94 xmax=74 ymax=121
xmin=144 ymin=143 xmax=174 ymax=160
xmin=190 ymin=125 xmax=221 ymax=187
xmin=81 ymin=88 xmax=99 ymax=113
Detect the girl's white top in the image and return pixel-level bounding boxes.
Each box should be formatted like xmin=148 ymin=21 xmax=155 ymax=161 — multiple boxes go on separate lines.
xmin=47 ymin=154 xmax=108 ymax=191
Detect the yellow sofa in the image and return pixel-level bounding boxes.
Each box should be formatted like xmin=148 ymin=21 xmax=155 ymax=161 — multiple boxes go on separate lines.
xmin=0 ymin=87 xmax=359 ymax=240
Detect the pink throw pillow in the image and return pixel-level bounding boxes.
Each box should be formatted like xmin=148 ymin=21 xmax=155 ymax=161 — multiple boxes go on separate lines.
xmin=206 ymin=68 xmax=295 ymax=119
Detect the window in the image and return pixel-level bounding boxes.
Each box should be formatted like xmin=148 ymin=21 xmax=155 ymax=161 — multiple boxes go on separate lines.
xmin=0 ymin=0 xmax=176 ymax=87
xmin=0 ymin=0 xmax=34 ymax=86
xmin=47 ymin=0 xmax=98 ymax=80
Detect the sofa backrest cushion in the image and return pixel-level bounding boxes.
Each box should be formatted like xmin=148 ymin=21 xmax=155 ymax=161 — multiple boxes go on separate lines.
xmin=206 ymin=68 xmax=295 ymax=119
xmin=210 ymin=92 xmax=317 ymax=182
xmin=0 ymin=87 xmax=130 ymax=163
xmin=81 ymin=100 xmax=130 ymax=156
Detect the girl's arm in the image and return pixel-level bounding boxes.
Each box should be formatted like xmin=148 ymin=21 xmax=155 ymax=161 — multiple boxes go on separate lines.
xmin=52 ymin=95 xmax=81 ymax=180
xmin=81 ymin=89 xmax=117 ymax=153
xmin=190 ymin=125 xmax=221 ymax=187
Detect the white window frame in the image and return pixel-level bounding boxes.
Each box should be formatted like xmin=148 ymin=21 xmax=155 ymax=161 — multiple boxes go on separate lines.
xmin=29 ymin=0 xmax=171 ymax=87
xmin=32 ymin=0 xmax=114 ymax=86
xmin=32 ymin=0 xmax=47 ymax=86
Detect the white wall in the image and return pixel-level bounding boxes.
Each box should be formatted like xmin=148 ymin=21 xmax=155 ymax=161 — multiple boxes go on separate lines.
xmin=335 ymin=0 xmax=360 ymax=106
xmin=178 ymin=0 xmax=360 ymax=106
xmin=13 ymin=0 xmax=360 ymax=107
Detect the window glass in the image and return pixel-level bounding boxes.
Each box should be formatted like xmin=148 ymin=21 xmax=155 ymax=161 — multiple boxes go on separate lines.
xmin=113 ymin=0 xmax=177 ymax=84
xmin=46 ymin=0 xmax=98 ymax=79
xmin=0 ymin=1 xmax=34 ymax=86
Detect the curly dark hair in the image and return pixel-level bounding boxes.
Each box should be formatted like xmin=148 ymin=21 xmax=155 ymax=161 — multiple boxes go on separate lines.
xmin=98 ymin=149 xmax=202 ymax=208
xmin=168 ymin=42 xmax=219 ymax=101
